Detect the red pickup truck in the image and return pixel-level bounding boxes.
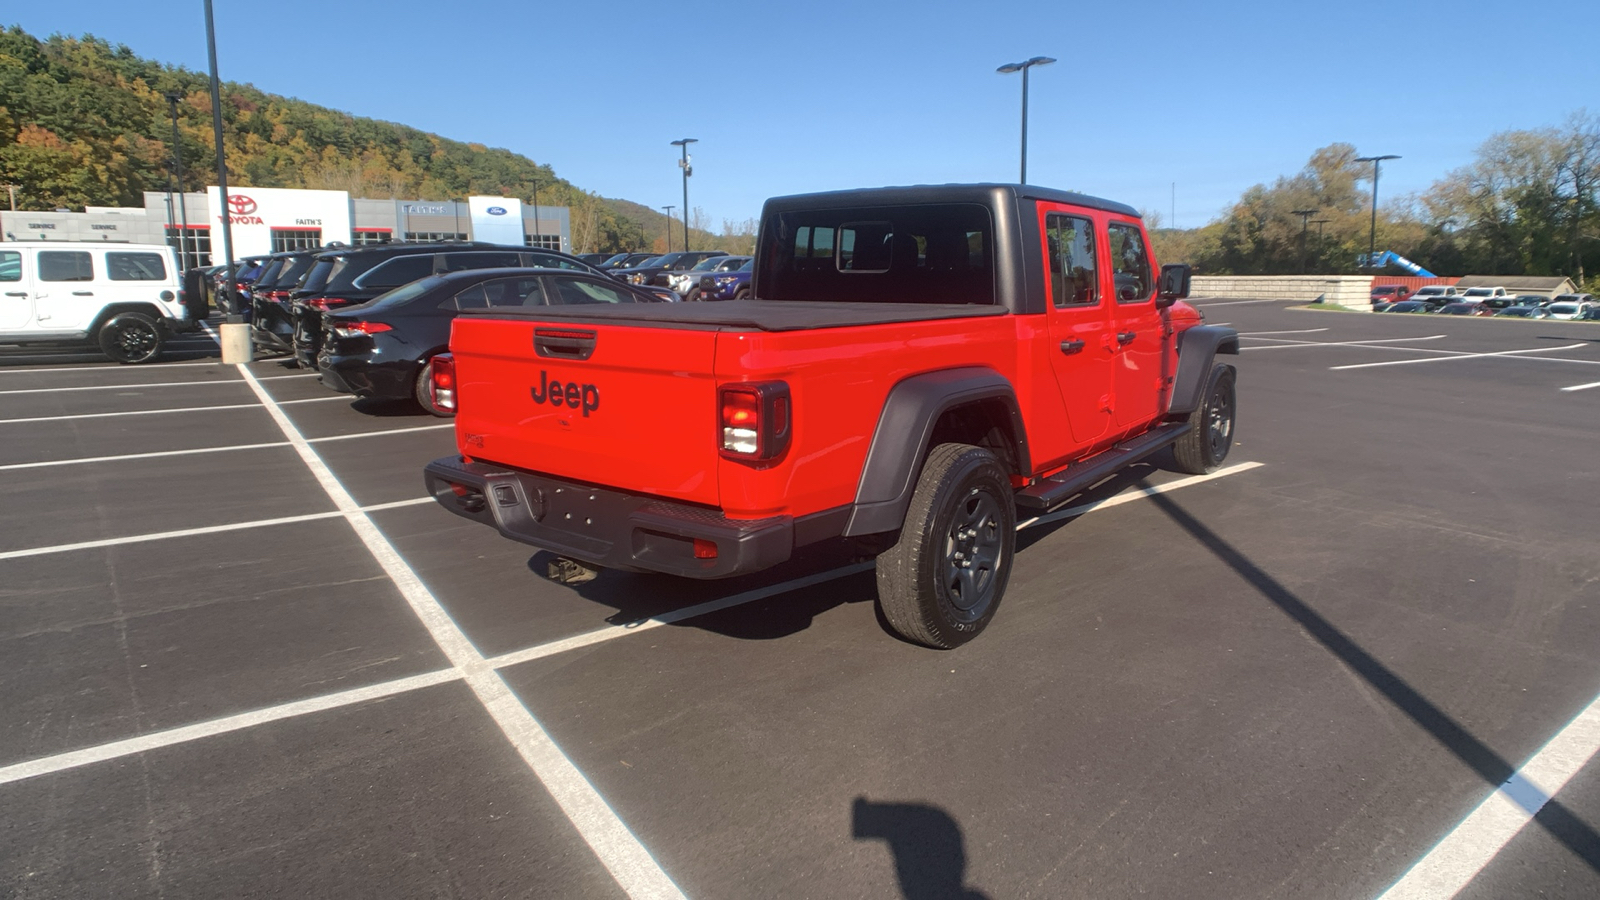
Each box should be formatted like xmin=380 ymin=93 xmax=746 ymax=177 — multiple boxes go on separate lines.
xmin=425 ymin=184 xmax=1239 ymax=648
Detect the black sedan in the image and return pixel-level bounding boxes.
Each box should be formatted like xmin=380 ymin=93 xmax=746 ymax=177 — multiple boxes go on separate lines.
xmin=317 ymin=267 xmax=668 ymax=416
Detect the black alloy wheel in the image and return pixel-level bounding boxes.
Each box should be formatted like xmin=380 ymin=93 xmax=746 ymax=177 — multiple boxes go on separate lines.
xmin=98 ymin=313 xmax=164 ymax=364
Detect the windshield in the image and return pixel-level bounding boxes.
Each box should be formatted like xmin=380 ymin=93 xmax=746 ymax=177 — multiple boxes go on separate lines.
xmin=633 ymin=256 xmax=664 ymax=268
xmin=689 ymin=257 xmax=723 ymax=272
xmin=1549 ymin=304 xmax=1578 ymax=314
xmin=1416 ymin=287 xmax=1442 ymax=295
xmin=299 ymin=257 xmax=342 ymax=293
xmin=601 ymin=253 xmax=631 ymax=266
xmin=1463 ymin=288 xmax=1494 ymax=297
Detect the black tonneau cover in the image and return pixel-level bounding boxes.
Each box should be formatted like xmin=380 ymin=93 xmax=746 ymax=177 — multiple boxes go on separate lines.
xmin=459 ymin=299 xmax=1009 ymax=332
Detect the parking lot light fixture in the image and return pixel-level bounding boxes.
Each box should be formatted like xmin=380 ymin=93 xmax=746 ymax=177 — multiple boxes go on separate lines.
xmin=670 ymin=138 xmax=697 ymax=252
xmin=203 ymin=0 xmax=239 ymax=329
xmin=1355 ymin=154 xmax=1400 ymax=269
xmin=996 ymin=56 xmax=1055 ymax=184
xmin=1292 ymin=208 xmax=1318 ymax=273
xmin=163 ymin=91 xmax=191 ymax=270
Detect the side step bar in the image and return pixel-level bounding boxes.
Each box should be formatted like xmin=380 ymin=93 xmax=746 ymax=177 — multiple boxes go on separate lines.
xmin=1014 ymin=422 xmax=1189 ymax=512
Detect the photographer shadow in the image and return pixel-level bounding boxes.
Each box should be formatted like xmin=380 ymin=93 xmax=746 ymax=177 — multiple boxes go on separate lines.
xmin=853 ymin=797 xmax=992 ymax=900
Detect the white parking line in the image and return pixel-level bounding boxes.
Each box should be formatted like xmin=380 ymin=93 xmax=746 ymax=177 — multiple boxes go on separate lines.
xmin=0 ymin=378 xmax=248 ymax=395
xmin=1376 ymin=685 xmax=1600 ymax=900
xmin=0 ymin=395 xmax=346 ymax=424
xmin=0 ymin=497 xmax=434 ymax=561
xmin=0 ymin=669 xmax=464 ymax=787
xmin=1236 ymin=328 xmax=1330 ymax=336
xmin=1331 ymin=343 xmax=1591 ymax=371
xmin=1559 ymin=380 xmax=1600 ymax=392
xmin=0 ymin=423 xmax=453 ymax=472
xmin=0 ymin=361 xmax=226 ymax=374
xmin=234 ymin=364 xmax=689 ymax=900
xmin=1241 ymin=335 xmax=1447 ymax=352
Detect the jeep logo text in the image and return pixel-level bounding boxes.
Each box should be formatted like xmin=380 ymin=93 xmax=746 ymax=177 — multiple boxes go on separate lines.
xmin=530 ymin=370 xmax=600 ymax=417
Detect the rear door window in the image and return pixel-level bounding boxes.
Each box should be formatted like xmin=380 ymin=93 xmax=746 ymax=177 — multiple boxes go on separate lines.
xmin=485 ymin=277 xmax=547 ymax=307
xmin=449 ymin=284 xmax=491 ymax=311
xmin=358 ymin=254 xmax=437 ymax=290
xmin=1046 ymin=213 xmax=1098 ymax=306
xmin=441 ymin=252 xmax=522 ymax=273
xmin=0 ymin=250 xmax=21 ymax=282
xmin=38 ymin=251 xmax=94 ymax=282
xmin=106 ymin=252 xmax=168 ymax=281
xmin=551 ymin=276 xmax=633 ymax=305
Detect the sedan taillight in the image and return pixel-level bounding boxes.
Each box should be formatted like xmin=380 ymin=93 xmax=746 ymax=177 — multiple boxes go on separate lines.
xmin=331 ymin=320 xmax=393 ymax=339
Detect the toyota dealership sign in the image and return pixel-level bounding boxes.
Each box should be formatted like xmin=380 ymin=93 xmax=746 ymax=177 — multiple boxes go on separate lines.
xmin=205 ymin=186 xmax=354 ymax=255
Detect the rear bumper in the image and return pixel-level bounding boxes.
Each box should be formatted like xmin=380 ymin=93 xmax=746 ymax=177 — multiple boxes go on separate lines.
xmin=318 ymin=354 xmax=416 ymax=400
xmin=423 ymin=456 xmax=794 ymax=579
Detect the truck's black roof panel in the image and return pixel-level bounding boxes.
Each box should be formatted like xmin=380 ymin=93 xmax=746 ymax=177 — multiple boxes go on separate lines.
xmin=761 ymin=183 xmax=1140 ymax=219
xmin=461 ymin=299 xmax=1009 ymax=332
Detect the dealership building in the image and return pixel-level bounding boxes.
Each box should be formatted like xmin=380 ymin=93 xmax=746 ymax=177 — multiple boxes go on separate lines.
xmin=0 ymin=186 xmax=571 ymax=268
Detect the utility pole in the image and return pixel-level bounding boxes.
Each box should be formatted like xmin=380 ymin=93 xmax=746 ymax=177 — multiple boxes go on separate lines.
xmin=164 ymin=92 xmax=191 ymax=269
xmin=3 ymin=184 xmax=16 ymax=212
xmin=531 ymin=179 xmax=541 ymax=249
xmin=1292 ymin=208 xmax=1318 ymax=273
xmin=661 ymin=205 xmax=676 ymax=253
xmin=204 ymin=0 xmax=250 ymax=362
xmin=1312 ymin=218 xmax=1331 ymax=270
xmin=1355 ymin=154 xmax=1399 ymax=269
xmin=996 ymin=57 xmax=1055 ymax=184
xmin=671 ymin=138 xmax=697 ymax=252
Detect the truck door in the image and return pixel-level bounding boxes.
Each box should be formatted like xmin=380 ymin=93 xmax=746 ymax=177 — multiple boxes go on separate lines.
xmin=32 ymin=248 xmax=98 ymax=332
xmin=1106 ymin=220 xmax=1164 ymax=429
xmin=1041 ymin=208 xmax=1114 ymax=446
xmin=0 ymin=247 xmax=32 ymax=331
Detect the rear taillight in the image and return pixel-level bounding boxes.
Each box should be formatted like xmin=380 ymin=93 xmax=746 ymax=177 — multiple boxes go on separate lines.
xmin=307 ymin=297 xmax=350 ymax=312
xmin=331 ymin=320 xmax=392 ymax=338
xmin=430 ymin=354 xmax=457 ymax=413
xmin=718 ymin=381 xmax=790 ymax=461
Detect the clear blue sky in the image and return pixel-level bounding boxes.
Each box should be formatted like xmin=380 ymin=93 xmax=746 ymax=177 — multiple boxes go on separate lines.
xmin=9 ymin=1 xmax=1599 ymax=229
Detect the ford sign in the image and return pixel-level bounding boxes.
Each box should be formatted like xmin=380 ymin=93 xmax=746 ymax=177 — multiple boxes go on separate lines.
xmin=487 ymin=206 xmax=507 ymax=216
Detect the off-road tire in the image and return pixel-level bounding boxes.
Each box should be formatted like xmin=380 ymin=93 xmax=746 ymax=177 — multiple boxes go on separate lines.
xmin=684 ymin=287 xmax=702 ymax=302
xmin=1171 ymin=363 xmax=1236 ymax=474
xmin=414 ymin=357 xmax=452 ymax=417
xmin=98 ymin=312 xmax=164 ymax=364
xmin=876 ymin=443 xmax=1015 ymax=649
xmin=733 ymin=285 xmax=751 ymax=300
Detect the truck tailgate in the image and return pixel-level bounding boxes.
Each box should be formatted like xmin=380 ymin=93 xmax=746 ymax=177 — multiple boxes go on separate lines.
xmin=450 ymin=316 xmax=721 ymax=507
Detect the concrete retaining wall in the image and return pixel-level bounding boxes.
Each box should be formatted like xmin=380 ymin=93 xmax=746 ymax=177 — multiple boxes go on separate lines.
xmin=1190 ymin=275 xmax=1374 ymax=309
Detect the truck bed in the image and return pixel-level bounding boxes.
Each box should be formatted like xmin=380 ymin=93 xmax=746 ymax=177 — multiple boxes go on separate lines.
xmin=459 ymin=299 xmax=1009 ymax=332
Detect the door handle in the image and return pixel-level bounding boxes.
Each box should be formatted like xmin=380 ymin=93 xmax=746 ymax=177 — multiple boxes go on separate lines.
xmin=4 ymin=291 xmax=26 ymax=297
xmin=1117 ymin=331 xmax=1136 ymax=344
xmin=1059 ymin=338 xmax=1085 ymax=355
xmin=72 ymin=290 xmax=95 ymax=296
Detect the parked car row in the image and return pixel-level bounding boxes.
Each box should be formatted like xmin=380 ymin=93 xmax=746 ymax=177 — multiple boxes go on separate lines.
xmin=579 ymin=250 xmax=753 ymax=299
xmin=1375 ymin=291 xmax=1599 ymax=320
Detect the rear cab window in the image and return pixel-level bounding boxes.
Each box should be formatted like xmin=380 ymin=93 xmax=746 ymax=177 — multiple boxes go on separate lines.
xmin=106 ymin=252 xmax=168 ymax=281
xmin=38 ymin=251 xmax=94 ymax=282
xmin=758 ymin=203 xmax=994 ymax=304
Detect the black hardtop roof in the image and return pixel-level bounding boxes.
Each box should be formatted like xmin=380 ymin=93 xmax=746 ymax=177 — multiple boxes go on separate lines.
xmin=762 ymin=183 xmax=1140 ymax=219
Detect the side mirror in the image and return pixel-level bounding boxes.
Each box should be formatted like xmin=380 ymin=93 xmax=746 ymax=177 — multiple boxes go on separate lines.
xmin=1156 ymin=263 xmax=1191 ymax=307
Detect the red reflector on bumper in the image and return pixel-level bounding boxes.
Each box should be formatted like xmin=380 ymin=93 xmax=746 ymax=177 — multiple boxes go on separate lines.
xmin=693 ymin=539 xmax=718 ymax=559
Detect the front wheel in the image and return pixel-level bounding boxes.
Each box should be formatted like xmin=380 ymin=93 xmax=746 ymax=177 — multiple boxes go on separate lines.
xmin=875 ymin=443 xmax=1015 ymax=649
xmin=98 ymin=313 xmax=164 ymax=364
xmin=1171 ymin=364 xmax=1236 ymax=474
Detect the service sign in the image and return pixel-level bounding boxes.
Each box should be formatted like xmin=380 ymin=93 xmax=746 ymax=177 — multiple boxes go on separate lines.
xmin=206 ymin=186 xmax=354 ymax=256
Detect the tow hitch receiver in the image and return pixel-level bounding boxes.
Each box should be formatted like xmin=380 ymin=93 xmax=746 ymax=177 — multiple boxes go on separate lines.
xmin=547 ymin=556 xmax=600 ymax=585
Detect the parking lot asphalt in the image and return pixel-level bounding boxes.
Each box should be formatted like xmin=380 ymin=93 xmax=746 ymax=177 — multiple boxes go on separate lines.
xmin=1 ymin=306 xmax=1598 ymax=899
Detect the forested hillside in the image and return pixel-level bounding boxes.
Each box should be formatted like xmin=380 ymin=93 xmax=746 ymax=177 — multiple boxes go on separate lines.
xmin=0 ymin=27 xmax=741 ymax=253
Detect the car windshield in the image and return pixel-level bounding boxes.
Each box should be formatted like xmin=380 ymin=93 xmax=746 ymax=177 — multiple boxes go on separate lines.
xmin=634 ymin=257 xmax=664 ymax=268
xmin=688 ymin=257 xmax=723 ymax=272
xmin=738 ymin=258 xmax=754 ymax=272
xmin=1549 ymin=304 xmax=1578 ymax=314
xmin=601 ymin=253 xmax=631 ymax=266
xmin=1463 ymin=288 xmax=1494 ymax=297
xmin=1416 ymin=287 xmax=1443 ymax=295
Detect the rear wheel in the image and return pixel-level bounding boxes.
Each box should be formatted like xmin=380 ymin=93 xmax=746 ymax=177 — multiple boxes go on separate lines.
xmin=98 ymin=313 xmax=164 ymax=364
xmin=1171 ymin=364 xmax=1235 ymax=474
xmin=414 ymin=357 xmax=452 ymax=417
xmin=876 ymin=443 xmax=1014 ymax=649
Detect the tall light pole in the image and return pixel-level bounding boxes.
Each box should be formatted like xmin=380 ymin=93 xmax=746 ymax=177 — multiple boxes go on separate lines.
xmin=203 ymin=0 xmax=239 ymax=326
xmin=670 ymin=138 xmax=697 ymax=252
xmin=1355 ymin=154 xmax=1399 ymax=269
xmin=163 ymin=91 xmax=191 ymax=269
xmin=531 ymin=179 xmax=541 ymax=249
xmin=1292 ymin=208 xmax=1318 ymax=273
xmin=661 ymin=205 xmax=676 ymax=253
xmin=1312 ymin=218 xmax=1331 ymax=269
xmin=996 ymin=56 xmax=1055 ymax=184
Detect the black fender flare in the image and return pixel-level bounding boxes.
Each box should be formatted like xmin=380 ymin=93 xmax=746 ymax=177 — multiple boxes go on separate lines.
xmin=844 ymin=367 xmax=1029 ymax=537
xmin=1168 ymin=325 xmax=1239 ymax=417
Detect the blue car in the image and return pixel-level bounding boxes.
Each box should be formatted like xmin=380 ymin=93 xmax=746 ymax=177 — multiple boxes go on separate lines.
xmin=696 ymin=257 xmax=753 ymax=300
